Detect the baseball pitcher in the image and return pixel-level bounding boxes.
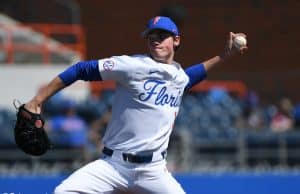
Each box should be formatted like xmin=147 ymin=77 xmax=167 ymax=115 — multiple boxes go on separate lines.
xmin=16 ymin=16 xmax=247 ymax=193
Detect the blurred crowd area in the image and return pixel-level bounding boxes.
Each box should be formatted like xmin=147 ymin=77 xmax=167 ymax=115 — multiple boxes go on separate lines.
xmin=1 ymin=87 xmax=300 ymax=175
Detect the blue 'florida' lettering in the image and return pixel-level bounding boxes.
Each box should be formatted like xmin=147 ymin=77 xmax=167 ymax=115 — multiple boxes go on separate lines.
xmin=138 ymin=80 xmax=182 ymax=107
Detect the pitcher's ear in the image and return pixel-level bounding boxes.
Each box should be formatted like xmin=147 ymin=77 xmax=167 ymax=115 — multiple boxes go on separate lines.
xmin=174 ymin=36 xmax=180 ymax=47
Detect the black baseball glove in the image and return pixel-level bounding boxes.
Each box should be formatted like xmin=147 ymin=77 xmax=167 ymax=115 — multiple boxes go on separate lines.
xmin=14 ymin=104 xmax=50 ymax=156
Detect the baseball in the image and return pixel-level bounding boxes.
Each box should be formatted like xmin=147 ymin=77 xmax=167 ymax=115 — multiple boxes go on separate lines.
xmin=233 ymin=35 xmax=247 ymax=49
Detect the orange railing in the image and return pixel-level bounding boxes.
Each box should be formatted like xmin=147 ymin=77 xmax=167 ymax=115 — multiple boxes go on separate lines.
xmin=0 ymin=23 xmax=86 ymax=64
xmin=190 ymin=80 xmax=247 ymax=97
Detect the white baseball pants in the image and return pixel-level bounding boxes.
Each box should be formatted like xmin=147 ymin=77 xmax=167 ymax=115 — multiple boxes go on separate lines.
xmin=54 ymin=155 xmax=185 ymax=194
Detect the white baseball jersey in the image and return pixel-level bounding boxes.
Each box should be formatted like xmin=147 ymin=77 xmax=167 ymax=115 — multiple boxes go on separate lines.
xmin=98 ymin=54 xmax=189 ymax=153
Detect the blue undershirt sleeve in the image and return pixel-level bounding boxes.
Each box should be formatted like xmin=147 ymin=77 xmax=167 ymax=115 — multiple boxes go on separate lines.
xmin=185 ymin=63 xmax=207 ymax=90
xmin=58 ymin=60 xmax=102 ymax=86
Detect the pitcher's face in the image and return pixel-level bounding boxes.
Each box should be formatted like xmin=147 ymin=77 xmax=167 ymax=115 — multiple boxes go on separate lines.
xmin=146 ymin=30 xmax=180 ymax=64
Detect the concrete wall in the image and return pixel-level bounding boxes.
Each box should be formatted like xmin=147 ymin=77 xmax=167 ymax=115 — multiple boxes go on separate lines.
xmin=0 ymin=65 xmax=88 ymax=110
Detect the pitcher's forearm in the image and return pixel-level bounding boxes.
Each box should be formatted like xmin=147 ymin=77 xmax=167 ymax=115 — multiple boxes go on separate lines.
xmin=33 ymin=76 xmax=66 ymax=105
xmin=25 ymin=60 xmax=102 ymax=113
xmin=202 ymin=55 xmax=224 ymax=72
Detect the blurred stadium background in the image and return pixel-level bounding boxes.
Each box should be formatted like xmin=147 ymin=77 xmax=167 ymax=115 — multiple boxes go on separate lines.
xmin=0 ymin=0 xmax=300 ymax=193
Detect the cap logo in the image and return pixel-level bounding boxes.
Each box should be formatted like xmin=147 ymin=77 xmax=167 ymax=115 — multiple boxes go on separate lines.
xmin=152 ymin=16 xmax=160 ymax=25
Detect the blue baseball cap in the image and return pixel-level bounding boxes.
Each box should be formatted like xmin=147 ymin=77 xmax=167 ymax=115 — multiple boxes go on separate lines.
xmin=142 ymin=16 xmax=179 ymax=37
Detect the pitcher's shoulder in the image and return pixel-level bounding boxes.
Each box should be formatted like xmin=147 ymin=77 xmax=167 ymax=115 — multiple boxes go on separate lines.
xmin=131 ymin=54 xmax=149 ymax=59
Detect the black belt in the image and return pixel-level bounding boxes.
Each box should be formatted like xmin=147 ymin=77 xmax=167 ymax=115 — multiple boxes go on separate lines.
xmin=102 ymin=147 xmax=167 ymax=164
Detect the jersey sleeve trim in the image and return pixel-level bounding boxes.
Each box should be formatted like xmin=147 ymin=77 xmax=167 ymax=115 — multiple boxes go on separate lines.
xmin=184 ymin=63 xmax=207 ymax=90
xmin=58 ymin=60 xmax=102 ymax=86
